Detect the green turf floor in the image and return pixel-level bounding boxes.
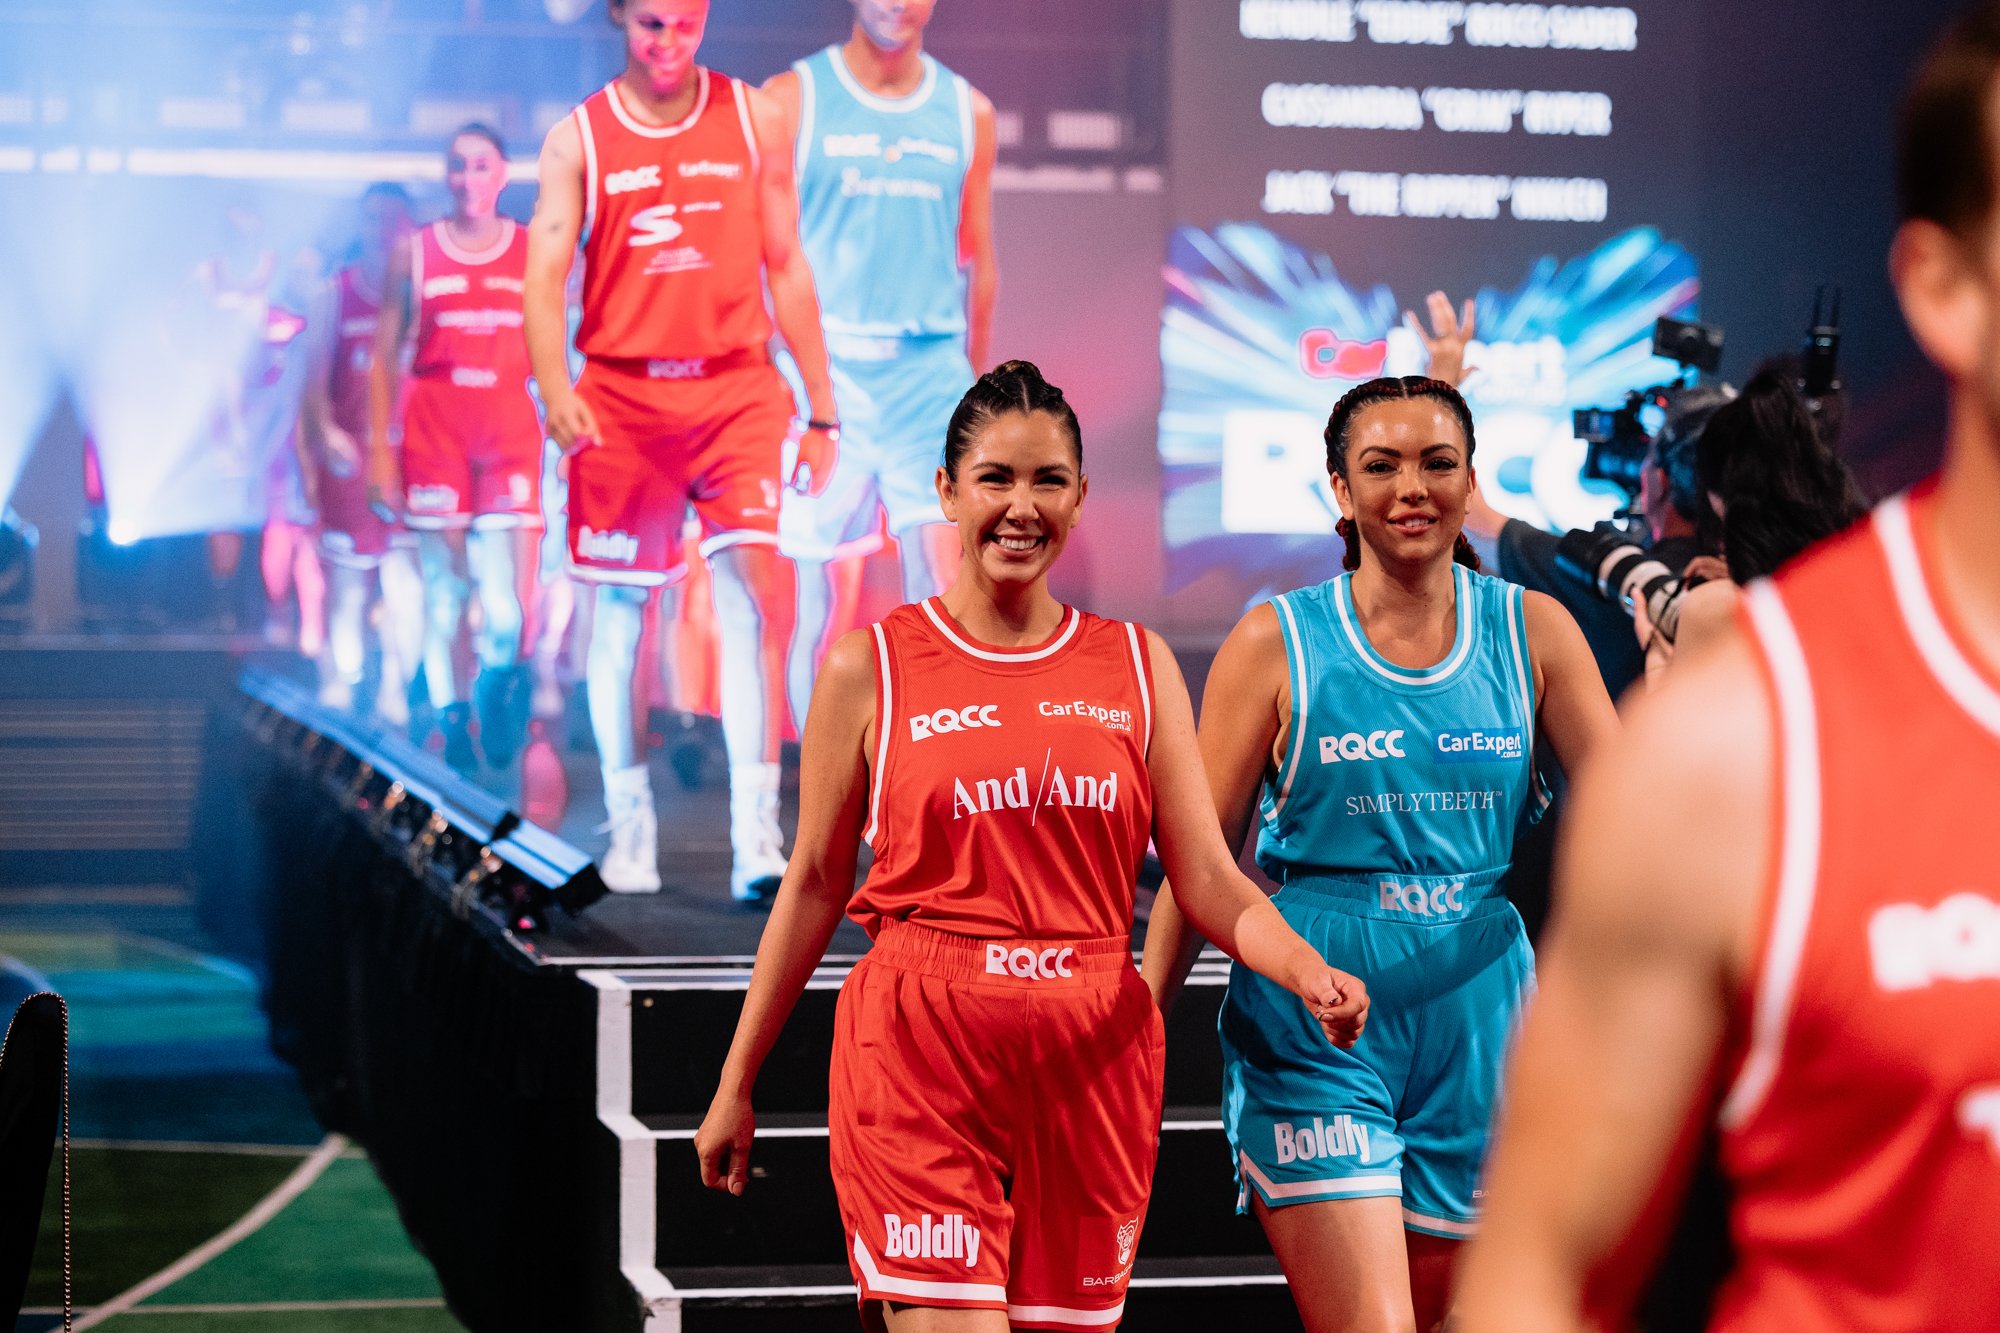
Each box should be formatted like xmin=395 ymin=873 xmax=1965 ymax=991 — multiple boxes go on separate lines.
xmin=8 ymin=922 xmax=465 ymax=1333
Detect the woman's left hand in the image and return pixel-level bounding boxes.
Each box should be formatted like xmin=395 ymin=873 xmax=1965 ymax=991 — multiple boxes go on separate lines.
xmin=695 ymin=1089 xmax=757 ymax=1196
xmin=1296 ymin=964 xmax=1370 ymax=1049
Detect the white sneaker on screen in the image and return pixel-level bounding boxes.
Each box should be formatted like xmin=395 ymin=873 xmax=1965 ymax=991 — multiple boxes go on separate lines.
xmin=599 ymin=763 xmax=662 ymax=894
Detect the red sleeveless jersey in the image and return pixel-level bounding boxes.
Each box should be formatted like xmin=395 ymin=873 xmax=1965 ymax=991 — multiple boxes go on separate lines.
xmin=851 ymin=599 xmax=1157 ymax=941
xmin=327 ymin=263 xmax=383 ymax=437
xmin=570 ymin=71 xmax=772 ymax=362
xmin=407 ymin=219 xmax=531 ymax=389
xmin=1720 ymin=481 xmax=2000 ymax=1330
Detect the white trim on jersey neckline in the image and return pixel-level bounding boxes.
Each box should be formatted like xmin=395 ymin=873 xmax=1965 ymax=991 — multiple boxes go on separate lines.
xmin=864 ymin=624 xmax=894 ymax=845
xmin=1333 ymin=563 xmax=1476 ymax=687
xmin=850 ymin=1235 xmax=1006 ymax=1304
xmin=919 ymin=598 xmax=1080 ymax=664
xmin=1718 ymin=579 xmax=1823 ymax=1131
xmin=604 ymin=69 xmax=710 ymax=139
xmin=827 ymin=46 xmax=940 ymax=114
xmin=429 ymin=217 xmax=515 ymax=267
xmin=1878 ymin=491 xmax=2000 ymax=739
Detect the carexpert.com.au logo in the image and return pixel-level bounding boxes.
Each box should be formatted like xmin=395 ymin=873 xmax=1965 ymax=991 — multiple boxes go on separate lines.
xmin=1433 ymin=727 xmax=1527 ymax=764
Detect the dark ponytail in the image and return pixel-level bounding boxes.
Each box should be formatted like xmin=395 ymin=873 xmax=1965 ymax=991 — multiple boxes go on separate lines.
xmin=1323 ymin=375 xmax=1480 ymax=572
xmin=943 ymin=359 xmax=1082 ymax=478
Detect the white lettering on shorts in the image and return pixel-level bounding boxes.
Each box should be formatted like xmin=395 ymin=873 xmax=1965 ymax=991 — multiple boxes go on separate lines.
xmin=1377 ymin=879 xmax=1466 ymax=915
xmin=1273 ymin=1114 xmax=1372 ymax=1165
xmin=881 ymin=1212 xmax=980 ymax=1269
xmin=984 ymin=943 xmax=1076 ymax=980
xmin=576 ymin=525 xmax=639 ymax=565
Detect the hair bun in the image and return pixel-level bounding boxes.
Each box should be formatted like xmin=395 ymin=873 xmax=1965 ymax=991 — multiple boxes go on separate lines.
xmin=986 ymin=358 xmax=1048 ymax=388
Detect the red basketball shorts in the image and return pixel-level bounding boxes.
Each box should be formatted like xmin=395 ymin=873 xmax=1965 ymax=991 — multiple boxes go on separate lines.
xmin=565 ymin=355 xmax=790 ymax=587
xmin=313 ymin=441 xmax=393 ymax=566
xmin=400 ymin=377 xmax=544 ymax=529
xmin=829 ymin=921 xmax=1165 ymax=1331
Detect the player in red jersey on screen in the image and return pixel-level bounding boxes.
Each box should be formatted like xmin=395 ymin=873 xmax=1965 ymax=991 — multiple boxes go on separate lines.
xmin=694 ymin=362 xmax=1371 ymax=1332
xmin=1455 ymin=10 xmax=2000 ymax=1331
xmin=524 ymin=0 xmax=841 ymax=898
xmin=371 ymin=125 xmax=543 ymax=772
xmin=300 ymin=183 xmax=425 ymax=719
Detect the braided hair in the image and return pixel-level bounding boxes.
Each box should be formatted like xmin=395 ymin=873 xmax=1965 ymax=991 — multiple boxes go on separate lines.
xmin=943 ymin=359 xmax=1082 ymax=478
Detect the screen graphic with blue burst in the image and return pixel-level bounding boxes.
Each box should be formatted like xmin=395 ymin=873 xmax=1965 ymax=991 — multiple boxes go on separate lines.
xmin=1160 ymin=222 xmax=1698 ymax=594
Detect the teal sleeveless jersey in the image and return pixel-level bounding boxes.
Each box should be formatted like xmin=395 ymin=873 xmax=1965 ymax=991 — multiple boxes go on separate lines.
xmin=1254 ymin=565 xmax=1537 ymax=913
xmin=792 ymin=46 xmax=972 ymax=340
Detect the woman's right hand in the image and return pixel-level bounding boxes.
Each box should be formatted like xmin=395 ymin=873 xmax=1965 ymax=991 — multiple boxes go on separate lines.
xmin=695 ymin=1089 xmax=756 ymax=1196
xmin=544 ymin=386 xmax=600 ymax=455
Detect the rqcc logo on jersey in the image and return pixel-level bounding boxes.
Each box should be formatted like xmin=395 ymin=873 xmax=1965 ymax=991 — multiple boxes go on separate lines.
xmin=1320 ymin=729 xmax=1405 ymax=763
xmin=1868 ymin=892 xmax=2000 ymax=991
xmin=627 ymin=204 xmax=682 ymax=247
xmin=910 ymin=704 xmax=1000 ymax=741
xmin=604 ymin=164 xmax=661 ymax=196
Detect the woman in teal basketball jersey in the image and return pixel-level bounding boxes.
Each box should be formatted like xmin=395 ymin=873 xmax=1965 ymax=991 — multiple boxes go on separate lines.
xmin=1142 ymin=376 xmax=1615 ymax=1332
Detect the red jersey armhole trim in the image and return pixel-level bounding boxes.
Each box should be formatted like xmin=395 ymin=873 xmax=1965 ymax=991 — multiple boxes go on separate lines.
xmin=1718 ymin=593 xmax=1789 ymax=1108
xmin=1125 ymin=622 xmax=1155 ymax=758
xmin=862 ymin=622 xmax=894 ymax=849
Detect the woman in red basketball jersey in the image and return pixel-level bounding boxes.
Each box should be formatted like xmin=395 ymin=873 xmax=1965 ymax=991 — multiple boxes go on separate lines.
xmin=1456 ymin=10 xmax=2000 ymax=1330
xmin=696 ymin=362 xmax=1371 ymax=1331
xmin=371 ymin=124 xmax=543 ymax=771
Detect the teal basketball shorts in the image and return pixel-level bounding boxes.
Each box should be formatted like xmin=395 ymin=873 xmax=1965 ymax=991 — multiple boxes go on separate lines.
xmin=1217 ymin=872 xmax=1533 ymax=1239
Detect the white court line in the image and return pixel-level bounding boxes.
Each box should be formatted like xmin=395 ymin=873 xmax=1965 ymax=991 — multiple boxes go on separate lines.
xmin=120 ymin=1298 xmax=447 ymax=1315
xmin=72 ymin=1134 xmax=348 ymax=1330
xmin=71 ymin=1138 xmax=359 ymax=1158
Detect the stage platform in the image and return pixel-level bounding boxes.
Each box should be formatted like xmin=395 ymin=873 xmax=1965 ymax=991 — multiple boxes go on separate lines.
xmin=208 ymin=664 xmax=1315 ymax=1332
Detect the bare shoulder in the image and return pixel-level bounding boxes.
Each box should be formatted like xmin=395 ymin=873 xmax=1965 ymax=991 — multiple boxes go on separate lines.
xmin=1212 ymin=601 xmax=1286 ymax=681
xmin=538 ymin=113 xmax=582 ymax=166
xmin=1554 ymin=621 xmax=1772 ymax=977
xmin=760 ymin=67 xmax=801 ymax=101
xmin=968 ymin=84 xmax=996 ymax=122
xmin=1674 ymin=578 xmax=1742 ymax=662
xmin=817 ymin=628 xmax=880 ymax=699
xmin=1522 ymin=587 xmax=1582 ymax=639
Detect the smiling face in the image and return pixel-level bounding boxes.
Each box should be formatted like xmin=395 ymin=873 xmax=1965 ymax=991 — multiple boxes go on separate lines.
xmin=1330 ymin=396 xmax=1474 ymax=572
xmin=852 ymin=0 xmax=935 ymax=50
xmin=445 ymin=133 xmax=507 ymax=220
xmin=937 ymin=410 xmax=1086 ymax=591
xmin=614 ymin=0 xmax=708 ymax=92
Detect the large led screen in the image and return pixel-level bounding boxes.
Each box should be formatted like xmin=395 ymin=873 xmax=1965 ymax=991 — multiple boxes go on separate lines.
xmin=1163 ymin=1 xmax=1704 ymax=601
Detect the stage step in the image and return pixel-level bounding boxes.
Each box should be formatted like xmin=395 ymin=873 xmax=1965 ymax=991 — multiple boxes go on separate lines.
xmin=620 ymin=959 xmax=1231 ymax=1116
xmin=645 ymin=1107 xmax=1270 ymax=1269
xmin=654 ymin=1258 xmax=1303 ymax=1331
xmin=587 ymin=958 xmax=1299 ymax=1331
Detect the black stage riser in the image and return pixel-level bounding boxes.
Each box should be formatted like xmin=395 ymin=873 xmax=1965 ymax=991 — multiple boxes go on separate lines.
xmin=651 ymin=1119 xmax=1271 ymax=1270
xmin=626 ymin=969 xmax=1232 ymax=1117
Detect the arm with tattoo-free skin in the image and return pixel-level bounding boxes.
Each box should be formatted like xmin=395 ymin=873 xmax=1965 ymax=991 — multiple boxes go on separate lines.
xmin=1139 ymin=627 xmax=1369 ymax=1043
xmin=1454 ymin=634 xmax=1767 ymax=1330
xmin=745 ymin=83 xmax=838 ymax=497
xmin=366 ymin=242 xmax=413 ymax=511
xmin=959 ymin=88 xmax=999 ymax=374
xmin=693 ymin=628 xmax=878 ymax=1195
xmin=523 ymin=117 xmax=596 ymax=456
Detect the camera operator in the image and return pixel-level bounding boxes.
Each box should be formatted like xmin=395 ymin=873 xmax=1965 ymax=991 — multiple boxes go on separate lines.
xmin=1463 ymin=385 xmax=1733 ymax=698
xmin=1633 ymin=367 xmax=1869 ymax=674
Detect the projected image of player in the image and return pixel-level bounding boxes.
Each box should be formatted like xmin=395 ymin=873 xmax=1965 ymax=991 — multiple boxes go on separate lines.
xmin=300 ymin=183 xmax=424 ymax=720
xmin=764 ymin=0 xmax=999 ymax=729
xmin=1141 ymin=377 xmax=1616 ymax=1333
xmin=371 ymin=125 xmax=544 ymax=773
xmin=523 ymin=0 xmax=841 ymax=898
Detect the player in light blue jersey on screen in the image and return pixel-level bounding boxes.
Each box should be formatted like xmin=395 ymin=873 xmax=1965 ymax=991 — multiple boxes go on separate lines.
xmin=763 ymin=0 xmax=998 ymax=729
xmin=1143 ymin=376 xmax=1617 ymax=1332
